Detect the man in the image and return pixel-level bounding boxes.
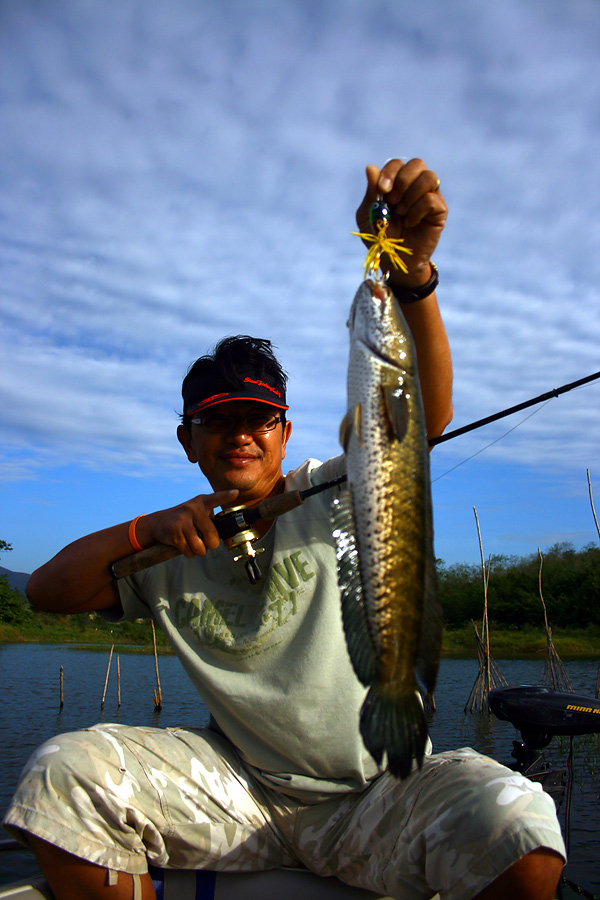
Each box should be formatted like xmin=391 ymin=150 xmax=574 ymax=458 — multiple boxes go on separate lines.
xmin=4 ymin=160 xmax=565 ymax=900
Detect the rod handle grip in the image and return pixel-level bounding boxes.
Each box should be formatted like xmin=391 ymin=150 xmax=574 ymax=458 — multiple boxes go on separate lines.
xmin=111 ymin=543 xmax=180 ymax=579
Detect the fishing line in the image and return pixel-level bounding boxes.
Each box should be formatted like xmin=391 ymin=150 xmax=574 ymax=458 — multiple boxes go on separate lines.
xmin=564 ymin=735 xmax=574 ymax=856
xmin=429 ymin=371 xmax=600 ymax=483
xmin=431 ymin=401 xmax=552 ymax=483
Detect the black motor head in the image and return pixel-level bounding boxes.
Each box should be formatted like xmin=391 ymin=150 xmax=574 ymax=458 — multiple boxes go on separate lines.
xmin=489 ymin=684 xmax=600 ymax=748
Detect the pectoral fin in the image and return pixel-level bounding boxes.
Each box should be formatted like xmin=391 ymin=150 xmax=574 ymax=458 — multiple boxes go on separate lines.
xmin=339 ymin=412 xmax=351 ymax=452
xmin=339 ymin=404 xmax=363 ymax=451
xmin=383 ymin=385 xmax=409 ymax=442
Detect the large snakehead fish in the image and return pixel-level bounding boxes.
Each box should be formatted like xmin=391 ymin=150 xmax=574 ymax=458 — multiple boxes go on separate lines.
xmin=331 ymin=278 xmax=444 ymax=779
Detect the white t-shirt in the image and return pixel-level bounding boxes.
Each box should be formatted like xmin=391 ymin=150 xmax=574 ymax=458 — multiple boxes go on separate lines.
xmin=118 ymin=456 xmax=382 ymax=799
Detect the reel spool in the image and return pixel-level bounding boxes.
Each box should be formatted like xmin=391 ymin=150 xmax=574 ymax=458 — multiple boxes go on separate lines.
xmin=214 ymin=506 xmax=265 ymax=584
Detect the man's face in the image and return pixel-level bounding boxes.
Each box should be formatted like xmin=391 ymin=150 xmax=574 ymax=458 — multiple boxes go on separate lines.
xmin=177 ymin=400 xmax=292 ymax=505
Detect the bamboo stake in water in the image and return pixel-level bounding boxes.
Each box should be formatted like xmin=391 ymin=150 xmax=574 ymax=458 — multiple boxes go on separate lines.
xmin=474 ymin=508 xmax=492 ymax=701
xmin=465 ymin=509 xmax=506 ymax=713
xmin=539 ymin=548 xmax=573 ymax=692
xmin=60 ymin=665 xmax=64 ymax=710
xmin=151 ymin=622 xmax=162 ymax=711
xmin=590 ymin=471 xmax=600 ymax=700
xmin=101 ymin=644 xmax=114 ymax=710
xmin=117 ymin=655 xmax=121 ymax=708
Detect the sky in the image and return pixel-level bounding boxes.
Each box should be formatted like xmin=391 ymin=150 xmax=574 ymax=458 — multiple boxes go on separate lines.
xmin=1 ymin=0 xmax=599 ymax=578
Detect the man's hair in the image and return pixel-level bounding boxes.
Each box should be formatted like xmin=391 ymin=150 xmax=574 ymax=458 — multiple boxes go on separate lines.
xmin=180 ymin=335 xmax=288 ymax=429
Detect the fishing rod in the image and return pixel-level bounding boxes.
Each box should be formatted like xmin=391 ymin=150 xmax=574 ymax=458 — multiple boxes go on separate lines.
xmin=428 ymin=370 xmax=600 ymax=448
xmin=112 ymin=370 xmax=599 ymax=583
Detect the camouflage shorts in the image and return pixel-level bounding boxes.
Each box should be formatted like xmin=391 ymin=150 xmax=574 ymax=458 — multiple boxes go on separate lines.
xmin=3 ymin=724 xmax=565 ymax=900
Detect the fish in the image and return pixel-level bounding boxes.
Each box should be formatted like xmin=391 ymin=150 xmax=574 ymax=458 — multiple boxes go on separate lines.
xmin=331 ymin=278 xmax=443 ymax=779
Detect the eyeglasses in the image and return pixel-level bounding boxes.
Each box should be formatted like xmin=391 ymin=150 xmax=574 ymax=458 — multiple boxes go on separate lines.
xmin=191 ymin=413 xmax=284 ymax=434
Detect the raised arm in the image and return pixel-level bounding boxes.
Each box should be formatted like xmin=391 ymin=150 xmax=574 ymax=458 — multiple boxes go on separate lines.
xmin=26 ymin=489 xmax=237 ymax=614
xmin=355 ymin=158 xmax=453 ymax=441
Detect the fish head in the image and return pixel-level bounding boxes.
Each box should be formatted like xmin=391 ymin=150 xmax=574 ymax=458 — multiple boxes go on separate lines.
xmin=348 ymin=280 xmax=415 ymax=375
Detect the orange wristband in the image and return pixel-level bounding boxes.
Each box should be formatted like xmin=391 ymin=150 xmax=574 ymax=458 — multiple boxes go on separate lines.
xmin=128 ymin=515 xmax=146 ymax=552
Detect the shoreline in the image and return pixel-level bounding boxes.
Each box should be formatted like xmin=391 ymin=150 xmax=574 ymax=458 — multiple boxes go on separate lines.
xmin=2 ymin=621 xmax=599 ymax=660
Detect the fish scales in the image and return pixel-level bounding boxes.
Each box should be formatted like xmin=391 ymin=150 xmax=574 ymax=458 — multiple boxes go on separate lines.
xmin=332 ymin=279 xmax=443 ymax=779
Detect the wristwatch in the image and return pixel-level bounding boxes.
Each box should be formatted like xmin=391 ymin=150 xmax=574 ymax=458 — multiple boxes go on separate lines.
xmin=389 ymin=262 xmax=439 ymax=304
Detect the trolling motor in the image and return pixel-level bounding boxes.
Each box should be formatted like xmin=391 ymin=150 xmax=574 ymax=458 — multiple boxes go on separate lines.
xmin=489 ymin=685 xmax=600 ymax=806
xmin=491 ymin=684 xmax=600 ymax=899
xmin=489 ymin=684 xmax=600 ymax=747
xmin=111 ymin=475 xmax=346 ymax=584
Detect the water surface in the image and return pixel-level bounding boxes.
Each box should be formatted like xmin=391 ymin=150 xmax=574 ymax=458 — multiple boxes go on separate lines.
xmin=1 ymin=646 xmax=598 ymax=893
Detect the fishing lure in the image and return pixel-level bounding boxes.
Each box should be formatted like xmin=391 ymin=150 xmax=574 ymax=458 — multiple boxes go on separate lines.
xmin=352 ymin=199 xmax=413 ymax=280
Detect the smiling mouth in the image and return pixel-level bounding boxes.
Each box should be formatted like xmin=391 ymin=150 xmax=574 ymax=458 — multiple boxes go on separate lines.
xmin=222 ymin=454 xmax=260 ymax=465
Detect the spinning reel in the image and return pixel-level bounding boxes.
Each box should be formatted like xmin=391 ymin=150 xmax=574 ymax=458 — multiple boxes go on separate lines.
xmin=214 ymin=505 xmax=264 ymax=584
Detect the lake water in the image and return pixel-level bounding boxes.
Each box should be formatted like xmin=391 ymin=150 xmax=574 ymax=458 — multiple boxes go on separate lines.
xmin=1 ymin=644 xmax=599 ymax=894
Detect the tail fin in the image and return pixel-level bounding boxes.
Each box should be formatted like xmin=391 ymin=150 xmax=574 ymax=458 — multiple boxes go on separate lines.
xmin=360 ymin=685 xmax=429 ymax=780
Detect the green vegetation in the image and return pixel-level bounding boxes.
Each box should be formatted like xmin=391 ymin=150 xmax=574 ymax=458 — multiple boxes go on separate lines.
xmin=0 ymin=536 xmax=169 ymax=651
xmin=0 ymin=539 xmax=33 ymax=628
xmin=441 ymin=624 xmax=600 ymax=659
xmin=0 ymin=573 xmax=32 ymax=627
xmin=437 ymin=541 xmax=600 ymax=630
xmin=1 ymin=539 xmax=598 ymax=658
xmin=0 ymin=611 xmax=169 ymax=650
xmin=2 ymin=614 xmax=598 ymax=658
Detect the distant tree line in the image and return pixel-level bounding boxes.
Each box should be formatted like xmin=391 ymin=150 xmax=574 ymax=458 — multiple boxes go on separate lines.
xmin=437 ymin=542 xmax=600 ymax=629
xmin=0 ymin=539 xmax=32 ymax=627
xmin=0 ymin=574 xmax=33 ymax=626
xmin=2 ymin=538 xmax=599 ymax=632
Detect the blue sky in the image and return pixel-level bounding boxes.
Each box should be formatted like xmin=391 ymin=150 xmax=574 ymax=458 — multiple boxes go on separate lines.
xmin=1 ymin=0 xmax=599 ymax=577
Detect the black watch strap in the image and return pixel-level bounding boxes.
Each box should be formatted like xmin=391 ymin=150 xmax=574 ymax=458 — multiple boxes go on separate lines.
xmin=389 ymin=262 xmax=439 ymax=304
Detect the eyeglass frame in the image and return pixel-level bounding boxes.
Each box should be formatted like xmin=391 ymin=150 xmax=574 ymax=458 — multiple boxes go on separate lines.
xmin=190 ymin=412 xmax=285 ymax=434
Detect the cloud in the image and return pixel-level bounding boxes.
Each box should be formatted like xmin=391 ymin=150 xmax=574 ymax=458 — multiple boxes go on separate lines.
xmin=1 ymin=0 xmax=599 ymax=571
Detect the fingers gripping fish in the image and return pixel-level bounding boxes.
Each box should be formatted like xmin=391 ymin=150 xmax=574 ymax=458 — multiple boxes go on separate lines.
xmin=331 ymin=279 xmax=443 ymax=780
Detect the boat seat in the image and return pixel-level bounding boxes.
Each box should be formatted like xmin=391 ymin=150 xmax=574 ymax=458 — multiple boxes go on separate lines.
xmin=154 ymin=867 xmax=400 ymax=899
xmin=152 ymin=867 xmax=395 ymax=899
xmin=0 ymin=868 xmax=442 ymax=899
xmin=0 ymin=879 xmax=53 ymax=900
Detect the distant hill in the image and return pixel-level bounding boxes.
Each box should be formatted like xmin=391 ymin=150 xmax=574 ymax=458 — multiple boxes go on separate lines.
xmin=0 ymin=566 xmax=30 ymax=594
